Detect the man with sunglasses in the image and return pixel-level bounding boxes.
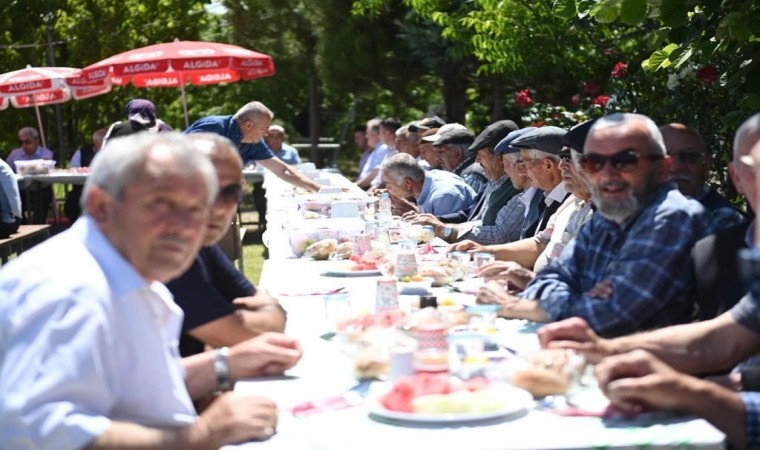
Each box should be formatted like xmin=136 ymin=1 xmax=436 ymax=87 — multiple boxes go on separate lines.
xmin=661 ymin=123 xmax=747 ymax=230
xmin=6 ymin=127 xmax=54 ymax=224
xmin=167 ymin=134 xmax=287 ymax=358
xmin=477 ymin=113 xmax=715 ymax=338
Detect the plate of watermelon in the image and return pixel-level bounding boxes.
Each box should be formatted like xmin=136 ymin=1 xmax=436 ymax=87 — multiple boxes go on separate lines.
xmin=323 ymin=253 xmax=384 ymax=277
xmin=370 ymin=373 xmax=533 ymax=423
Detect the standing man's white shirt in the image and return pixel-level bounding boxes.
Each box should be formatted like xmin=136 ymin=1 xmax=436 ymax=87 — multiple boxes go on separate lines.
xmin=0 ymin=217 xmax=195 ymax=449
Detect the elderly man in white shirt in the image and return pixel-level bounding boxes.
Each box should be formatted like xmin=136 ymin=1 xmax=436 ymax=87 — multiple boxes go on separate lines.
xmin=0 ymin=133 xmax=303 ymax=449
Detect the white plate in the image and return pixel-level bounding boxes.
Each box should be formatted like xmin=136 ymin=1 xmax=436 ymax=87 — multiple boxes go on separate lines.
xmin=368 ymin=387 xmax=533 ymax=423
xmin=322 ymin=269 xmax=382 ymax=277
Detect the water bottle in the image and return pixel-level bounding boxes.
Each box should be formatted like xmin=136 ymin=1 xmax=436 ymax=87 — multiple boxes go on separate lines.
xmin=377 ymin=192 xmax=392 ymax=229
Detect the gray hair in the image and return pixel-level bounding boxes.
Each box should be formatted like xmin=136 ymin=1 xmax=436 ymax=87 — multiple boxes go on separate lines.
xmin=523 ymin=148 xmax=559 ymax=163
xmin=503 ymin=152 xmax=521 ymax=163
xmin=395 ymin=125 xmax=409 ymax=138
xmin=381 ymin=152 xmax=425 ymax=183
xmin=233 ymin=101 xmax=274 ymax=122
xmin=18 ymin=127 xmax=39 ymax=139
xmin=442 ymin=142 xmax=470 ymax=156
xmin=590 ymin=113 xmax=666 ymax=155
xmin=81 ymin=133 xmax=218 ymax=211
xmin=734 ymin=113 xmax=760 ymax=160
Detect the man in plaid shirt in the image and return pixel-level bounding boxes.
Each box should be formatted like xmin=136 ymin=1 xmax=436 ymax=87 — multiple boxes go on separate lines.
xmin=536 ymin=112 xmax=760 ymax=449
xmin=477 ymin=113 xmax=715 ymax=337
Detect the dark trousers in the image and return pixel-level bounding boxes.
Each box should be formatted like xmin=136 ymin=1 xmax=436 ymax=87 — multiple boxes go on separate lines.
xmin=21 ymin=185 xmax=53 ymax=225
xmin=0 ymin=219 xmax=20 ymax=239
xmin=252 ymin=181 xmax=267 ymax=232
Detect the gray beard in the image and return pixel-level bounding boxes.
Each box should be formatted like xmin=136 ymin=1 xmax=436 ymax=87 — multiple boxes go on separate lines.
xmin=590 ymin=171 xmax=658 ymax=224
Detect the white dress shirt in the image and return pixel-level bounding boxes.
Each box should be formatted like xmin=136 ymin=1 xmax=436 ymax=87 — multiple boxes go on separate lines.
xmin=0 ymin=216 xmax=195 ymax=449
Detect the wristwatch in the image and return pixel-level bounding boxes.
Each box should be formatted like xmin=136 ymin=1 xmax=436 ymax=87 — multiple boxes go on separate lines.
xmin=214 ymin=346 xmax=233 ymax=392
xmin=442 ymin=226 xmax=453 ymax=240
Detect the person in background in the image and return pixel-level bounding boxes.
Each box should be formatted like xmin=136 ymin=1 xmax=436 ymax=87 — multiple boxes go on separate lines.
xmin=264 ymin=125 xmax=302 ymax=165
xmin=354 ymin=125 xmax=372 ymax=180
xmin=185 ymin=101 xmax=321 ymax=192
xmin=6 ymin=126 xmax=54 ymax=224
xmin=102 ymin=98 xmax=172 ymax=145
xmin=0 ymin=158 xmax=21 ymax=238
xmin=418 ymin=128 xmax=442 ymax=169
xmin=65 ymin=128 xmax=107 ymax=223
xmin=170 ymin=133 xmax=287 ymax=358
xmin=413 ymin=120 xmax=521 ymax=232
xmin=660 ymin=122 xmax=747 ymax=229
xmin=382 ymin=153 xmax=476 ymax=217
xmin=252 ymin=124 xmax=304 ymax=232
xmin=0 ymin=132 xmax=302 ymax=448
xmin=426 ymin=123 xmax=488 ymax=199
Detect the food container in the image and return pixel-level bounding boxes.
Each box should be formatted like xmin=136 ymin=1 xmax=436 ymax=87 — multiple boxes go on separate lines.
xmin=15 ymin=159 xmax=56 ymax=175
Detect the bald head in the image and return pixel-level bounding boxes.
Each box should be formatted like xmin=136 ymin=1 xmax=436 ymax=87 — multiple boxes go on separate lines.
xmin=660 ymin=123 xmax=709 ymax=197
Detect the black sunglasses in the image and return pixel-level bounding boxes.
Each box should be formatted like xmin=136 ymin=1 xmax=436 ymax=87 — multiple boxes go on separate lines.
xmin=19 ymin=138 xmax=34 ymax=145
xmin=558 ymin=148 xmax=572 ymax=162
xmin=671 ymin=151 xmax=704 ymax=165
xmin=578 ymin=149 xmax=664 ymax=174
xmin=217 ymin=183 xmax=244 ymax=204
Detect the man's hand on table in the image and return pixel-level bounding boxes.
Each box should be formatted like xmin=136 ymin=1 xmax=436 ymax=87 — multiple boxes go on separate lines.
xmin=476 ymin=260 xmax=534 ymax=289
xmin=195 ymin=393 xmax=278 ymax=446
xmin=233 ymin=290 xmax=287 ymax=333
xmin=449 ymin=239 xmax=486 ymax=253
xmin=537 ymin=317 xmax=611 ymax=363
xmin=229 ymin=332 xmax=303 ymax=379
xmin=595 ymin=349 xmax=706 ymax=414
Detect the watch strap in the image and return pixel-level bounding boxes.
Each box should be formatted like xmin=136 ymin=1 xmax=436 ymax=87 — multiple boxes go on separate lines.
xmin=214 ymin=346 xmax=233 ymax=392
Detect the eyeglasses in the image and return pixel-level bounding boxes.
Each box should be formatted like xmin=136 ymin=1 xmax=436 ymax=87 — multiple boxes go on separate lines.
xmin=217 ymin=183 xmax=245 ymax=205
xmin=671 ymin=151 xmax=704 ymax=165
xmin=558 ymin=148 xmax=572 ymax=162
xmin=578 ymin=149 xmax=664 ymax=174
xmin=18 ymin=138 xmax=34 ymax=145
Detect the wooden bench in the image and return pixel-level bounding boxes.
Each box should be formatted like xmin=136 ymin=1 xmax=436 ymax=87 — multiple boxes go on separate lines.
xmin=0 ymin=224 xmax=52 ymax=265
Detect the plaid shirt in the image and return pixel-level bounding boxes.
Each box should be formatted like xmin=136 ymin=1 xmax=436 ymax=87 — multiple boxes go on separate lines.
xmin=461 ymin=192 xmax=526 ymax=245
xmin=741 ymin=392 xmax=760 ymax=448
xmin=737 ymin=248 xmax=760 ymax=449
xmin=520 ymin=183 xmax=715 ymax=337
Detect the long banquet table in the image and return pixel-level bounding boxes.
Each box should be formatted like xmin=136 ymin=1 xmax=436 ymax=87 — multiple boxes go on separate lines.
xmin=227 ymin=171 xmax=726 ymax=450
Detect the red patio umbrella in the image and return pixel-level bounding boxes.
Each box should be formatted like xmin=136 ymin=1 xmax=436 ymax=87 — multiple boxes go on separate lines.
xmin=83 ymin=40 xmax=276 ymax=127
xmin=0 ymin=66 xmax=111 ymax=148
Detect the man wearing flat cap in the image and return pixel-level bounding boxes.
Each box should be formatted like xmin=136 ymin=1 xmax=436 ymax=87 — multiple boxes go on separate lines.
xmin=446 ymin=128 xmax=541 ymax=245
xmin=475 ymin=113 xmax=716 ymax=338
xmin=425 ymin=124 xmax=488 ymax=202
xmin=414 ymin=120 xmax=522 ymax=233
xmin=511 ymin=126 xmax=570 ymax=238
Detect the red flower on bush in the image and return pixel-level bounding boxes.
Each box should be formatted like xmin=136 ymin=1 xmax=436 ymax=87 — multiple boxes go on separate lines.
xmin=696 ymin=66 xmax=719 ymax=86
xmin=582 ymin=81 xmax=601 ymax=97
xmin=515 ymin=89 xmax=532 ymax=107
xmin=592 ymin=95 xmax=609 ymax=107
xmin=611 ymin=61 xmax=628 ymax=78
xmin=571 ymin=94 xmax=581 ymax=106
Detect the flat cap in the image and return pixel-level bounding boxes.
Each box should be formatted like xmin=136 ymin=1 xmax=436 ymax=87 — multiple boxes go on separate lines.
xmin=494 ymin=127 xmax=537 ymax=155
xmin=422 ymin=123 xmax=475 ymax=147
xmin=408 ymin=116 xmax=447 ymax=133
xmin=510 ymin=126 xmax=567 ymax=155
xmin=562 ymin=119 xmax=597 ymax=153
xmin=467 ymin=120 xmax=520 ymax=156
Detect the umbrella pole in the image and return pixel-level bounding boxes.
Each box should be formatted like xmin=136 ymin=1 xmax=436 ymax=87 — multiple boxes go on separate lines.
xmin=34 ymin=103 xmax=47 ymax=149
xmin=180 ymin=84 xmax=189 ymax=129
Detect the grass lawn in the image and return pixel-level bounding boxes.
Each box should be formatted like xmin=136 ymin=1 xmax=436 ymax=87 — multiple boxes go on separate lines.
xmin=241 ymin=225 xmax=267 ymax=285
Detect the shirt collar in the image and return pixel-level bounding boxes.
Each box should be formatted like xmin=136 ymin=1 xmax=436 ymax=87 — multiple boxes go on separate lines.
xmin=453 ymin=156 xmax=476 ymax=175
xmin=545 ymin=181 xmax=568 ymax=205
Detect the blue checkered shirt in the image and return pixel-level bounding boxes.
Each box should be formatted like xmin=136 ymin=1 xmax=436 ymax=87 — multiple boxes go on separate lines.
xmin=463 ymin=192 xmax=526 ymax=245
xmin=520 ymin=183 xmax=715 ymax=337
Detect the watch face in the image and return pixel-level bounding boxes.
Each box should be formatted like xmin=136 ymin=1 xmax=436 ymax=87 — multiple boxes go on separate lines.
xmin=443 ymin=227 xmax=452 ymax=238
